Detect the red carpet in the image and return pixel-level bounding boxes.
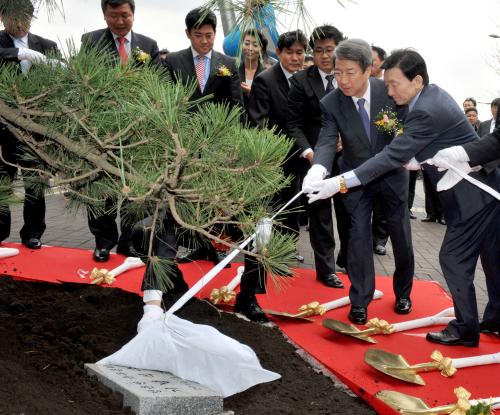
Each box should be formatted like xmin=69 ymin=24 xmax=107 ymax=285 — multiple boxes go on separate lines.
xmin=2 ymin=242 xmax=499 ymax=414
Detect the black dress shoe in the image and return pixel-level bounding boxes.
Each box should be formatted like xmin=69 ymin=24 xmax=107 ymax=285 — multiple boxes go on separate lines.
xmin=348 ymin=306 xmax=367 ymax=325
xmin=294 ymin=252 xmax=304 ymax=263
xmin=426 ymin=328 xmax=479 ymax=347
xmin=421 ymin=216 xmax=437 ymax=223
xmin=437 ymin=218 xmax=446 ymax=225
xmin=234 ymin=293 xmax=269 ymax=323
xmin=409 ymin=210 xmax=417 ymax=220
xmin=22 ymin=237 xmax=42 ymax=249
xmin=317 ymin=273 xmax=344 ymax=289
xmin=373 ymin=244 xmax=386 ymax=256
xmin=93 ymin=248 xmax=110 ymax=262
xmin=116 ymin=244 xmax=139 ymax=257
xmin=480 ymin=321 xmax=500 ymax=335
xmin=394 ymin=297 xmax=412 ymax=314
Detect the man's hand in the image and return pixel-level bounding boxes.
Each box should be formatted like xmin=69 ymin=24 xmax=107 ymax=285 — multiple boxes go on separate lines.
xmin=302 ymin=164 xmax=326 ymax=193
xmin=306 ymin=176 xmax=341 ymax=204
xmin=17 ymin=48 xmax=46 ymax=64
xmin=430 ymin=146 xmax=469 ymax=170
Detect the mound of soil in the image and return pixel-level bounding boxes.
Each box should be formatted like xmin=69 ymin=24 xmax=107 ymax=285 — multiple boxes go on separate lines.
xmin=0 ymin=277 xmax=375 ymax=414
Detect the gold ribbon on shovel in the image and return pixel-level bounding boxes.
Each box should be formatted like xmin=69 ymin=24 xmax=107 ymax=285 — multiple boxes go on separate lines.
xmin=209 ymin=286 xmax=236 ymax=304
xmin=90 ymin=268 xmax=116 ymax=285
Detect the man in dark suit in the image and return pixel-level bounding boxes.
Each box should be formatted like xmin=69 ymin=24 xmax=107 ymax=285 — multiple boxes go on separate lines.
xmin=81 ymin=0 xmax=160 ymax=262
xmin=286 ymin=25 xmax=348 ymax=289
xmin=303 ymin=39 xmax=415 ymax=325
xmin=163 ymin=8 xmax=242 ymax=109
xmin=0 ymin=0 xmax=60 ymax=249
xmin=248 ymin=30 xmax=307 ymax=243
xmin=162 ymin=7 xmax=242 ymax=267
xmin=308 ymin=49 xmax=500 ymax=346
xmin=477 ymin=98 xmax=499 ymax=137
xmin=230 ymin=30 xmax=308 ymax=322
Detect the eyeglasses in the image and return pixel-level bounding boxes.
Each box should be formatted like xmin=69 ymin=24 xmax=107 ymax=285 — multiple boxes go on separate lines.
xmin=314 ymin=47 xmax=335 ymax=55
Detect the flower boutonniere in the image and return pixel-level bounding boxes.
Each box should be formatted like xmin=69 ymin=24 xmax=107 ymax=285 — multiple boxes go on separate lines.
xmin=131 ymin=47 xmax=150 ymax=63
xmin=216 ymin=64 xmax=232 ymax=77
xmin=374 ymin=108 xmax=404 ymax=136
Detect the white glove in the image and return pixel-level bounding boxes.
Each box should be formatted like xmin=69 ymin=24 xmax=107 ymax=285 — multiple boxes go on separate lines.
xmin=436 ymin=162 xmax=472 ymax=191
xmin=404 ymin=157 xmax=421 ymax=171
xmin=46 ymin=58 xmax=67 ymax=69
xmin=430 ymin=146 xmax=470 ymax=170
xmin=307 ymin=176 xmax=341 ymax=204
xmin=17 ymin=47 xmax=47 ymax=64
xmin=137 ymin=304 xmax=164 ymax=333
xmin=19 ymin=59 xmax=32 ymax=74
xmin=302 ymin=164 xmax=327 ymax=193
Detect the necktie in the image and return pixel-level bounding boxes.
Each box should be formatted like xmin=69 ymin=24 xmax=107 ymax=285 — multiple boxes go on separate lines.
xmin=117 ymin=37 xmax=128 ymax=65
xmin=325 ymin=74 xmax=335 ymax=94
xmin=196 ymin=55 xmax=206 ymax=93
xmin=357 ymin=98 xmax=371 ymax=142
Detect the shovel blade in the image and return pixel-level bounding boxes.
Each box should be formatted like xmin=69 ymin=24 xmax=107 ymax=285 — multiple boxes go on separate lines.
xmin=376 ymin=390 xmax=430 ymax=413
xmin=365 ymin=349 xmax=426 ymax=385
xmin=262 ymin=309 xmax=314 ymax=322
xmin=322 ymin=318 xmax=377 ymax=343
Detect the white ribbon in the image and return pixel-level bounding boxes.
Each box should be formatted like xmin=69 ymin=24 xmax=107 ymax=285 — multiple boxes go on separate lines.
xmin=427 ymin=159 xmax=500 ymax=200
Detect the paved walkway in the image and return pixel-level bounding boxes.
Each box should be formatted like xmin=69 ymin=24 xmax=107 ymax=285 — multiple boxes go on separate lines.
xmin=7 ymin=178 xmax=488 ymax=314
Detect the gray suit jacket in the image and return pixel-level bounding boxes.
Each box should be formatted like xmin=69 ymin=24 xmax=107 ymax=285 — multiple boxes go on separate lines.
xmin=355 ymin=84 xmax=500 ymax=225
xmin=313 ymin=77 xmax=408 ymax=209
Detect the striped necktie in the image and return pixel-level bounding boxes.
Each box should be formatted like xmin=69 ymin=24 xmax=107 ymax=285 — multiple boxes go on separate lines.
xmin=196 ymin=55 xmax=206 ymax=92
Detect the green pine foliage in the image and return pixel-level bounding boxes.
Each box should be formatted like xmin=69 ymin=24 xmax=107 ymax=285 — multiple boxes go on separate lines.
xmin=0 ymin=44 xmax=298 ymax=284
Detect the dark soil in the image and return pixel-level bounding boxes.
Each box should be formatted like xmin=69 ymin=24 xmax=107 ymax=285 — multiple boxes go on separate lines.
xmin=0 ymin=277 xmax=375 ymax=414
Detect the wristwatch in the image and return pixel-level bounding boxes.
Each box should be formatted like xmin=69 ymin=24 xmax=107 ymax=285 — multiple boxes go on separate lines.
xmin=338 ymin=176 xmax=348 ymax=194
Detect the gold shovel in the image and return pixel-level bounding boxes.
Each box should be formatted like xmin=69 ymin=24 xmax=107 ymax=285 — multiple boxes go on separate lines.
xmin=376 ymin=387 xmax=500 ymax=414
xmin=322 ymin=307 xmax=455 ymax=343
xmin=265 ymin=290 xmax=384 ymax=322
xmin=365 ymin=349 xmax=500 ymax=385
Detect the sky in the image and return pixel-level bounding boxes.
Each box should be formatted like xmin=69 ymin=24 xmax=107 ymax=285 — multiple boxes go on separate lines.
xmin=23 ymin=0 xmax=500 ymax=119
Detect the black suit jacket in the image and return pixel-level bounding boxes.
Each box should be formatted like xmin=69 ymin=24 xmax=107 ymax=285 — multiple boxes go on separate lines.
xmin=287 ymin=65 xmax=327 ymax=153
xmin=465 ymin=112 xmax=500 ymax=166
xmin=81 ymin=28 xmax=160 ymax=66
xmin=238 ymin=60 xmax=263 ymax=110
xmin=164 ymin=47 xmax=243 ymax=108
xmin=314 ymin=77 xmax=408 ymax=208
xmin=0 ymin=30 xmax=59 ymax=66
xmin=354 ymin=84 xmax=500 ymax=225
xmin=477 ymin=118 xmax=493 ymax=138
xmin=248 ymin=63 xmax=299 ymax=173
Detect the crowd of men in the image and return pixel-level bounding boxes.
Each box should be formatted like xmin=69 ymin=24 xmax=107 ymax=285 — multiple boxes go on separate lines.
xmin=1 ymin=0 xmax=499 ymax=344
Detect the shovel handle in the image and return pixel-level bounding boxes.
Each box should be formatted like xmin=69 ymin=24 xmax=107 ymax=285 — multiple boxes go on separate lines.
xmin=451 ymin=352 xmax=500 ymax=369
xmin=321 ymin=290 xmax=384 ymax=312
xmin=0 ymin=247 xmax=19 ymax=259
xmin=226 ymin=266 xmax=244 ymax=291
xmin=433 ymin=307 xmax=455 ymax=318
xmin=108 ymin=257 xmax=145 ymax=277
xmin=392 ymin=316 xmax=454 ymax=332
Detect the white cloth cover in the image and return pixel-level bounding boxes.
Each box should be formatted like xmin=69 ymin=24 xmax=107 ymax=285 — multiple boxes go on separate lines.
xmin=98 ymin=315 xmax=281 ymax=397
